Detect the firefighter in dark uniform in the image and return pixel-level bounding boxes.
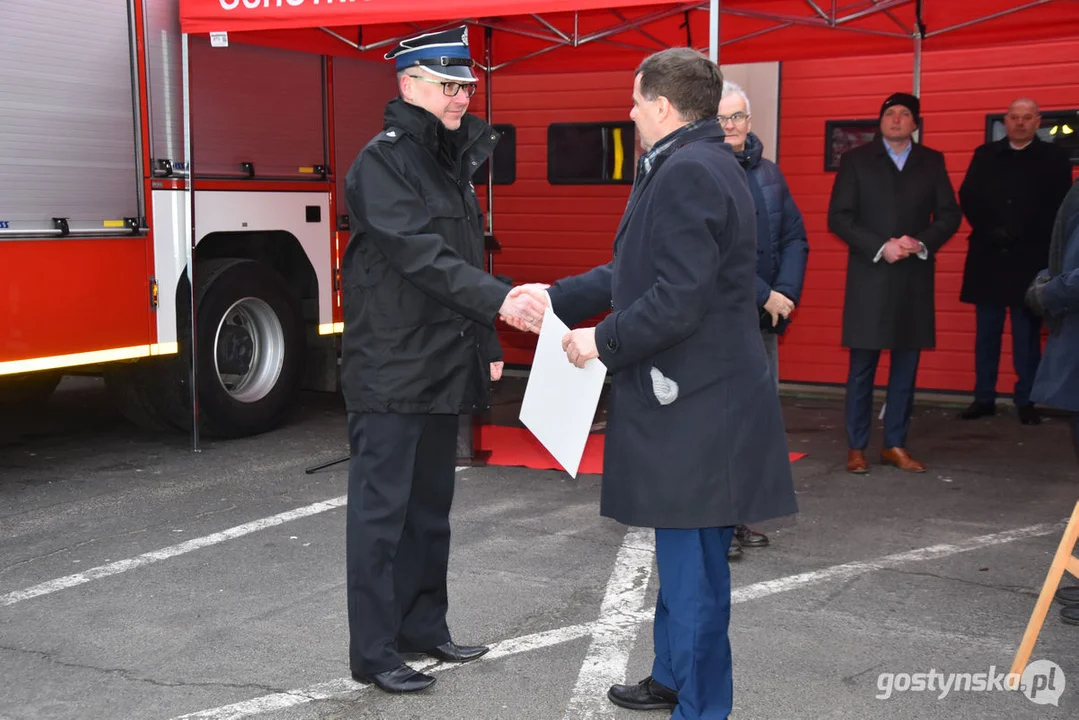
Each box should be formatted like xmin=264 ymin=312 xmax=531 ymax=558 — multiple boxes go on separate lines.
xmin=340 ymin=26 xmax=545 ymax=694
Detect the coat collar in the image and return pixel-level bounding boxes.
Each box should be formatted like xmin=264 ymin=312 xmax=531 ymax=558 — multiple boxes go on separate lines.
xmin=991 ymin=135 xmax=1044 ymax=155
xmin=383 ymin=97 xmax=495 ymax=173
xmin=614 ymin=120 xmax=728 ymax=252
xmin=733 ymin=131 xmax=764 ymax=170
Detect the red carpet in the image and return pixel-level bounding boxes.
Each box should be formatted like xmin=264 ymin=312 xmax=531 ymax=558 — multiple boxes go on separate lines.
xmin=477 ymin=425 xmax=807 ymax=475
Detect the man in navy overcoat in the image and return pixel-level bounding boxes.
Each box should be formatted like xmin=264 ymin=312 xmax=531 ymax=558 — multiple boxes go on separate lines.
xmin=513 ymin=48 xmax=798 ymax=720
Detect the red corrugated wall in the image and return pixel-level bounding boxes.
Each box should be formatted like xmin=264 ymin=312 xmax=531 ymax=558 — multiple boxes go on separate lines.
xmin=485 ymin=39 xmax=1079 ymax=396
xmin=779 ymin=37 xmax=1079 ymax=394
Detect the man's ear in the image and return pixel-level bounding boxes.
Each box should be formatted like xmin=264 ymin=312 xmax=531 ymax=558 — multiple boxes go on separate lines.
xmin=655 ymin=96 xmax=671 ymax=122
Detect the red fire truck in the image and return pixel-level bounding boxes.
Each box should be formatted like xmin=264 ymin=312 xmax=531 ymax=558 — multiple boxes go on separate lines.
xmin=0 ymin=0 xmax=399 ymax=438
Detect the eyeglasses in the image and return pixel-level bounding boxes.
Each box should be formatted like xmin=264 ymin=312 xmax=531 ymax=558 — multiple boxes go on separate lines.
xmin=717 ymin=112 xmax=750 ymax=126
xmin=406 ymin=75 xmax=477 ymax=98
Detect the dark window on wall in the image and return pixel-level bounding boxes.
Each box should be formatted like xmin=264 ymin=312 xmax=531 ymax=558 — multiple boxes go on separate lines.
xmin=473 ymin=124 xmax=516 ymax=185
xmin=985 ymin=110 xmax=1079 ymax=164
xmin=547 ymin=122 xmax=636 ymax=185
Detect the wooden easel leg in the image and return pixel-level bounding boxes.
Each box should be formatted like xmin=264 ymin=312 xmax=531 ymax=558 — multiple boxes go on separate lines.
xmin=1009 ymin=500 xmax=1079 ymax=687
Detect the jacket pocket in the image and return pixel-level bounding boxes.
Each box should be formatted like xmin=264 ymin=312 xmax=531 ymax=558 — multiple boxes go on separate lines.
xmin=633 ymin=361 xmax=663 ymax=410
xmin=424 ymin=190 xmax=467 ymax=220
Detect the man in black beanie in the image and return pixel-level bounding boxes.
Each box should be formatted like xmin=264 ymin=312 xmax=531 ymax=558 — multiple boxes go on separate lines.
xmin=828 ymin=92 xmax=961 ymax=474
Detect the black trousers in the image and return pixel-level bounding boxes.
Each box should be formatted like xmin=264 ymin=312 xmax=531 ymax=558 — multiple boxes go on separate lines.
xmin=346 ymin=412 xmax=458 ymax=675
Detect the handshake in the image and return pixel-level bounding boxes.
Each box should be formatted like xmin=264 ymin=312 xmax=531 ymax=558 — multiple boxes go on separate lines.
xmin=498 ymin=283 xmax=599 ymax=368
xmin=881 ymin=235 xmax=924 ymax=264
xmin=498 ymin=283 xmax=552 ymax=334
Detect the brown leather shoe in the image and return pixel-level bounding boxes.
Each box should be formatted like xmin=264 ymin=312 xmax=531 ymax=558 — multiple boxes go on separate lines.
xmin=846 ymin=449 xmax=868 ymax=474
xmin=880 ymin=447 xmax=926 ymax=473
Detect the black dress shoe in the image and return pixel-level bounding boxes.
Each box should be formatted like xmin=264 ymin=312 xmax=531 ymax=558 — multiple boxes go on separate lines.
xmin=420 ymin=641 xmax=489 ymax=663
xmin=608 ymin=676 xmax=678 ymax=711
xmin=735 ymin=524 xmax=770 ymax=548
xmin=1055 ymin=585 xmax=1079 ymax=605
xmin=728 ymin=537 xmax=743 ymax=560
xmin=958 ymin=401 xmax=996 ymax=420
xmin=1017 ymin=404 xmax=1041 ymax=425
xmin=352 ymin=664 xmax=436 ymax=693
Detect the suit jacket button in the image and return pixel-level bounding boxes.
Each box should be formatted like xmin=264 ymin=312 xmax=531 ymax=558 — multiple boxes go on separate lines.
xmin=606 ymin=338 xmax=617 ymax=351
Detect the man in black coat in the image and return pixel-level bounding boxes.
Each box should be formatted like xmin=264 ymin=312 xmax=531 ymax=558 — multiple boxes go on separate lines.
xmin=957 ymin=98 xmax=1073 ymax=426
xmin=518 ymin=48 xmax=797 ymax=719
xmin=828 ymin=93 xmax=962 ymax=474
xmin=340 ymin=26 xmax=545 ymax=694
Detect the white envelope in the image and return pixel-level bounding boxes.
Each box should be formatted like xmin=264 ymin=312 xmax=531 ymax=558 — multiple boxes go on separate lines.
xmin=519 ymin=306 xmax=608 ymax=478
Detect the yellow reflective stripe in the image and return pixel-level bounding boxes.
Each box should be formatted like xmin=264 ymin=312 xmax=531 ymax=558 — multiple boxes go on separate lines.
xmin=0 ymin=343 xmax=179 ymax=376
xmin=611 ymin=127 xmax=624 ymax=181
xmin=103 ymin=219 xmax=126 ymax=228
xmin=317 ymin=322 xmax=344 ymax=335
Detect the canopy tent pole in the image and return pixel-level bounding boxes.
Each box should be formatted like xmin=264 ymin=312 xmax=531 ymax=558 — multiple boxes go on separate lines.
xmin=485 ymin=25 xmax=495 ymax=245
xmin=709 ymin=0 xmax=720 ymax=63
xmin=912 ymin=31 xmax=922 ymax=96
xmin=181 ymin=32 xmax=201 ymax=453
xmin=912 ymin=0 xmax=924 ymax=97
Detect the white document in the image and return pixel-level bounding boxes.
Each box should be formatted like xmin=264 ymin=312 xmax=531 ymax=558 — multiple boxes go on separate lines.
xmin=519 ymin=306 xmax=608 ymax=478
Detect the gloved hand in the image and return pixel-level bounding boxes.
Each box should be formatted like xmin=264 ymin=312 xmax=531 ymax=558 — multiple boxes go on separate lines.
xmin=1025 ymin=270 xmax=1050 ymax=316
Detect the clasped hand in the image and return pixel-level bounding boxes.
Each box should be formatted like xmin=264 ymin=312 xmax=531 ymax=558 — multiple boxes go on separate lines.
xmin=499 ymin=284 xmax=551 ymax=333
xmin=882 ymin=235 xmax=923 ymax=264
xmin=499 ymin=283 xmax=599 ymax=368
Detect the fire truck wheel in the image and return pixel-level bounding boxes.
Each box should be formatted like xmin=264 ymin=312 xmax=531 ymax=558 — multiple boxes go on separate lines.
xmin=183 ymin=259 xmax=306 ymax=439
xmin=0 ymin=372 xmax=62 ymax=407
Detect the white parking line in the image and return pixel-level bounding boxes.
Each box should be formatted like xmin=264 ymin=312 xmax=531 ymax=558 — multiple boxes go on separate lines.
xmin=0 ymin=470 xmax=466 ymax=608
xmin=563 ymin=527 xmax=655 ymax=718
xmin=0 ymin=496 xmax=348 ymax=607
xmin=167 ymin=520 xmax=1062 ymax=720
xmin=170 ymin=624 xmax=596 ymax=720
xmin=730 ymin=522 xmax=1060 ymax=602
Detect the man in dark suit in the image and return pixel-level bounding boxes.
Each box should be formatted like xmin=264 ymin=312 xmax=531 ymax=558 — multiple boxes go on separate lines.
xmin=957 ymin=98 xmax=1073 ymax=426
xmin=828 ymin=92 xmax=962 ymax=474
xmin=513 ymin=48 xmax=798 ymax=719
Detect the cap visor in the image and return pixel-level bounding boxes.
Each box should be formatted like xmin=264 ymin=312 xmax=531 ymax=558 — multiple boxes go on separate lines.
xmin=422 ymin=64 xmax=477 ymax=82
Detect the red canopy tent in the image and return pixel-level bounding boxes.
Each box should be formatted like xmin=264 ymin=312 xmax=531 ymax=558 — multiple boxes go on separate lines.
xmin=170 ymin=0 xmax=1077 ymax=445
xmin=179 ymin=1 xmax=1079 ymax=72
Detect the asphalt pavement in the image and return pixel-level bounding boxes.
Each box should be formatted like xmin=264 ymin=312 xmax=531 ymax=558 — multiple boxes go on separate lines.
xmin=1 ymin=375 xmax=1077 ymax=719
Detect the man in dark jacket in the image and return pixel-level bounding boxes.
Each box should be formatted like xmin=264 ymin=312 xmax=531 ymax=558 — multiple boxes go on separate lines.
xmin=718 ymin=80 xmax=809 ymax=557
xmin=957 ymin=98 xmax=1073 ymax=426
xmin=828 ymin=92 xmax=962 ymax=474
xmin=544 ymin=48 xmax=797 ymax=719
xmin=340 ymin=26 xmax=545 ymax=694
